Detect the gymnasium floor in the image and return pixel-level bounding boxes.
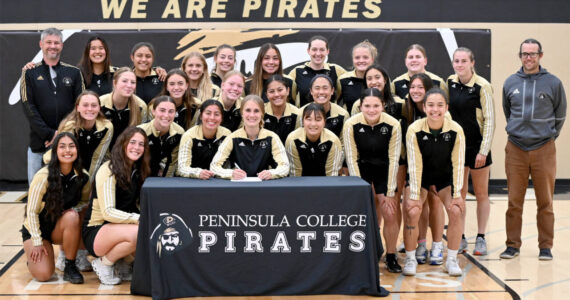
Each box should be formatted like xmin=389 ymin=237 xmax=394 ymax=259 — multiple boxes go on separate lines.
xmin=0 ymin=189 xmax=568 ymax=300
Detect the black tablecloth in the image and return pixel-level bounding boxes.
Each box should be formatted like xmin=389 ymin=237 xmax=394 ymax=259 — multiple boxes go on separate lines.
xmin=131 ymin=177 xmax=388 ymax=299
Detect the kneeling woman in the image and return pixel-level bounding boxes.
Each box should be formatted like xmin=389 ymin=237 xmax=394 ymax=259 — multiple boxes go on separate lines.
xmin=285 ymin=103 xmax=343 ymax=176
xmin=83 ymin=127 xmax=150 ymax=285
xmin=210 ymin=95 xmax=289 ymax=180
xmin=343 ymin=88 xmax=402 ymax=273
xmin=23 ymin=132 xmax=90 ymax=284
xmin=138 ymin=96 xmax=184 ymax=177
xmin=177 ymin=100 xmax=231 ymax=179
xmin=404 ymin=88 xmax=465 ymax=277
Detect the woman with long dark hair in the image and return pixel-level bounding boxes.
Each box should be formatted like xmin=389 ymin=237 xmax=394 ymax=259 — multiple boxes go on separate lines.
xmin=158 ymin=69 xmax=201 ymax=130
xmin=77 ymin=36 xmax=116 ymax=96
xmin=82 ymin=126 xmax=150 ymax=285
xmin=263 ymin=75 xmax=301 ymax=143
xmin=22 ymin=132 xmax=89 ymax=284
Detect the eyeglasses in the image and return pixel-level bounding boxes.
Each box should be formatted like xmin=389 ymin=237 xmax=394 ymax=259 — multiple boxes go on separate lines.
xmin=520 ymin=52 xmax=540 ymax=58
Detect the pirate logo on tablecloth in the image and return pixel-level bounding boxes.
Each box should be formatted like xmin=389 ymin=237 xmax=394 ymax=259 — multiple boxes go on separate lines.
xmin=150 ymin=213 xmax=193 ymax=258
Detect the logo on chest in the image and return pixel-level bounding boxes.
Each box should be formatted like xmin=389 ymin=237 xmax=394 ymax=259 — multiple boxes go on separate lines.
xmin=152 ymin=78 xmax=160 ymax=85
xmin=319 ymin=144 xmax=328 ymax=153
xmin=380 ymin=126 xmax=389 ymax=135
xmin=260 ymin=140 xmax=269 ymax=149
xmin=62 ymin=77 xmax=73 ymax=87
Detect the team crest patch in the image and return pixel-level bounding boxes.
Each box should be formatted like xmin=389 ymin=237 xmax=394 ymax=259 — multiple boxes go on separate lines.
xmin=62 ymin=77 xmax=73 ymax=87
xmin=443 ymin=133 xmax=451 ymax=142
xmin=151 ymin=213 xmax=193 ymax=258
xmin=260 ymin=140 xmax=268 ymax=149
xmin=152 ymin=77 xmax=160 ymax=85
xmin=319 ymin=144 xmax=328 ymax=152
xmin=380 ymin=126 xmax=388 ymax=135
xmin=284 ymin=118 xmax=292 ymax=125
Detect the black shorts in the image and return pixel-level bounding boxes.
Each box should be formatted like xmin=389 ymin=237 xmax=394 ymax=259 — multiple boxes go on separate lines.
xmin=82 ymin=224 xmax=104 ymax=257
xmin=21 ymin=212 xmax=56 ymax=244
xmin=359 ymin=163 xmax=388 ymax=195
xmin=465 ymin=146 xmax=492 ymax=169
xmin=421 ymin=174 xmax=452 ymax=194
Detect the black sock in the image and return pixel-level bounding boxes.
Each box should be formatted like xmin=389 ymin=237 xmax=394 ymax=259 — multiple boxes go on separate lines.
xmin=65 ymin=258 xmax=75 ymax=267
xmin=477 ymin=233 xmax=485 ymax=239
xmin=462 ymin=234 xmax=466 ymax=239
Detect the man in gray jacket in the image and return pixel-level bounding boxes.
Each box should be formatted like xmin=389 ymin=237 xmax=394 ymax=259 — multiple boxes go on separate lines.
xmin=501 ymin=38 xmax=566 ymax=260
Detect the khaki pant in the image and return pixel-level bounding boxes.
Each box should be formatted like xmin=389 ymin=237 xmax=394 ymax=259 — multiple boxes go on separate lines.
xmin=505 ymin=140 xmax=556 ymax=249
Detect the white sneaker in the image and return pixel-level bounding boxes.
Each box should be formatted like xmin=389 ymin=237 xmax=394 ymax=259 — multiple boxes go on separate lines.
xmin=416 ymin=243 xmax=427 ymax=264
xmin=402 ymin=257 xmax=417 ymax=276
xmin=114 ymin=259 xmax=133 ymax=281
xmin=430 ymin=243 xmax=444 ymax=265
xmin=444 ymin=256 xmax=462 ymax=276
xmin=91 ymin=258 xmax=121 ymax=285
xmin=75 ymin=249 xmax=92 ymax=272
xmin=55 ymin=251 xmax=66 ymax=272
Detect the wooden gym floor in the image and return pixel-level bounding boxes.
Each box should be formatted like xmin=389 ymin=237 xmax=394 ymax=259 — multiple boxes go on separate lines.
xmin=0 ymin=189 xmax=569 ymax=300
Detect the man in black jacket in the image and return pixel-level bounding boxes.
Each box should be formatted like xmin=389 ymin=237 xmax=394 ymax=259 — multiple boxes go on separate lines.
xmin=20 ymin=27 xmax=84 ymax=183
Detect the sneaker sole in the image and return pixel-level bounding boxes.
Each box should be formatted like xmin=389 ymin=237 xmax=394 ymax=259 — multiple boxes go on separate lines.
xmin=416 ymin=258 xmax=427 ymax=264
xmin=538 ymin=256 xmax=553 ymax=261
xmin=63 ymin=274 xmax=84 ymax=284
xmin=92 ymin=262 xmax=121 ymax=285
xmin=473 ymin=251 xmax=487 ymax=256
xmin=500 ymin=253 xmax=519 ymax=259
xmin=430 ymin=260 xmax=443 ymax=265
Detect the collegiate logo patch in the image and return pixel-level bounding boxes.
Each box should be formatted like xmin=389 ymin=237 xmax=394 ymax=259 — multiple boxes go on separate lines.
xmin=260 ymin=140 xmax=268 ymax=149
xmin=151 ymin=213 xmax=193 ymax=258
xmin=95 ymin=132 xmax=103 ymax=139
xmin=380 ymin=126 xmax=388 ymax=135
xmin=62 ymin=77 xmax=73 ymax=87
xmin=319 ymin=144 xmax=328 ymax=152
xmin=284 ymin=118 xmax=292 ymax=125
xmin=152 ymin=78 xmax=160 ymax=85
xmin=37 ymin=75 xmax=44 ymax=81
xmin=468 ymin=87 xmax=475 ymax=93
xmin=443 ymin=133 xmax=451 ymax=142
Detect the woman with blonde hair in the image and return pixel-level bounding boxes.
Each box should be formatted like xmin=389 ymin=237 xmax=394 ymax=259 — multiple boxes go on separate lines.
xmin=181 ymin=51 xmax=219 ymax=100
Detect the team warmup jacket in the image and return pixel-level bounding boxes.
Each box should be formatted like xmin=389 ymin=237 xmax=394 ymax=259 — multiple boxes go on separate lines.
xmin=21 ymin=60 xmax=84 ymax=152
xmin=391 ymin=71 xmax=448 ymax=100
xmin=343 ymin=113 xmax=402 ymax=196
xmin=136 ymin=69 xmax=163 ymax=104
xmin=214 ymin=95 xmax=243 ymax=132
xmin=210 ymin=71 xmax=222 ymax=88
xmin=24 ymin=167 xmax=90 ymax=246
xmin=244 ymin=74 xmax=297 ymax=104
xmin=300 ymin=102 xmax=349 ymax=140
xmin=406 ymin=117 xmax=465 ymax=201
xmin=210 ymin=128 xmax=290 ymax=179
xmin=288 ymin=62 xmax=346 ymax=107
xmin=85 ymin=66 xmax=118 ymax=96
xmin=84 ymin=161 xmax=140 ymax=227
xmin=448 ymin=73 xmax=495 ymax=155
xmin=190 ymin=85 xmax=219 ymax=102
xmin=99 ymin=92 xmax=148 ymax=148
xmin=263 ymin=103 xmax=301 ymax=143
xmin=337 ymin=71 xmax=365 ymax=113
xmin=177 ymin=125 xmax=232 ymax=178
xmin=285 ymin=127 xmax=344 ymax=176
xmin=43 ymin=118 xmax=114 ymax=180
xmin=138 ymin=121 xmax=184 ymax=177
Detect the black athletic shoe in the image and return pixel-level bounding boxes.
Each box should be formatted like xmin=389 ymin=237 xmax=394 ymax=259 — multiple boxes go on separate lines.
xmin=386 ymin=254 xmax=402 ymax=273
xmin=63 ymin=261 xmax=84 ymax=284
xmin=499 ymin=246 xmax=520 ymax=259
xmin=539 ymin=248 xmax=553 ymax=260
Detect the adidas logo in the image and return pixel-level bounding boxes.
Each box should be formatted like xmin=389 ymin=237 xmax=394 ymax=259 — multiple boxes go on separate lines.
xmin=265 ymin=119 xmax=271 ymax=123
xmin=402 ymin=84 xmax=407 ymax=89
xmin=348 ymin=81 xmax=354 ymax=85
xmin=37 ymin=75 xmax=44 ymax=81
xmin=197 ymin=142 xmax=202 ymax=147
xmin=359 ymin=128 xmax=365 ymax=133
xmin=302 ymin=71 xmax=308 ymax=75
xmin=239 ymin=141 xmax=245 ymax=147
xmin=300 ymin=144 xmax=307 ymax=149
xmin=423 ymin=135 xmax=428 ymax=140
xmin=452 ymin=84 xmax=456 ymax=88
xmin=149 ymin=140 xmax=154 ymax=145
xmin=513 ymin=89 xmax=520 ymax=94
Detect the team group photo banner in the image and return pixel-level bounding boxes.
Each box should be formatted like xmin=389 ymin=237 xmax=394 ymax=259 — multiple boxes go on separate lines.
xmin=132 ymin=177 xmax=386 ymax=299
xmin=0 ymin=28 xmax=490 ymax=181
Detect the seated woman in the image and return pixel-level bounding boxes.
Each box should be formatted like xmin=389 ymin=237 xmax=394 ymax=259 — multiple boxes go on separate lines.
xmin=22 ymin=132 xmax=90 ymax=284
xmin=343 ymin=88 xmax=402 ymax=273
xmin=210 ymin=95 xmax=289 ymax=180
xmin=263 ymin=75 xmax=301 ymax=143
xmin=83 ymin=127 xmax=150 ymax=285
xmin=138 ymin=96 xmax=184 ymax=177
xmin=285 ymin=103 xmax=343 ymax=176
xmin=177 ymin=99 xmax=231 ymax=179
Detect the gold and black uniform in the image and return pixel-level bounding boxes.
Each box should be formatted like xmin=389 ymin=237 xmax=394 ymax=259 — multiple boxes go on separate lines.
xmin=337 ymin=71 xmax=365 ymax=113
xmin=190 ymin=85 xmax=220 ymax=102
xmin=244 ymin=75 xmax=297 ymax=104
xmin=406 ymin=117 xmax=465 ymax=201
xmin=447 ymin=73 xmax=495 ymax=169
xmin=300 ymin=102 xmax=349 ymax=140
xmin=82 ymin=161 xmax=141 ymax=256
xmin=100 ymin=92 xmax=148 ymax=149
xmin=285 ymin=127 xmax=343 ymax=176
xmin=148 ymin=100 xmax=201 ymax=131
xmin=391 ymin=71 xmax=448 ymax=100
xmin=210 ymin=71 xmax=222 ymax=88
xmin=136 ymin=69 xmax=163 ymax=104
xmin=86 ymin=66 xmax=118 ymax=96
xmin=263 ymin=102 xmax=300 ymax=143
xmin=214 ymin=95 xmax=243 ymax=132
xmin=177 ymin=125 xmax=232 ymax=178
xmin=288 ymin=62 xmax=346 ymax=107
xmin=59 ymin=119 xmax=113 ymax=178
xmin=210 ymin=128 xmax=289 ymax=179
xmin=22 ymin=167 xmax=90 ymax=246
xmin=138 ymin=121 xmax=184 ymax=177
xmin=343 ymin=113 xmax=401 ymax=195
